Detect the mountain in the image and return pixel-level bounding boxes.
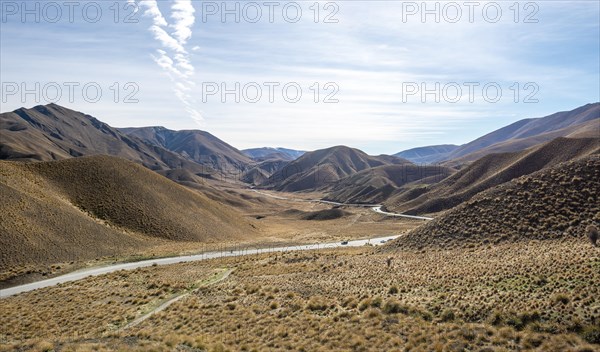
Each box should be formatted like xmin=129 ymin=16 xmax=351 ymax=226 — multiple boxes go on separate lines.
xmin=444 ymin=103 xmax=599 ymax=163
xmin=325 ymin=164 xmax=454 ymax=204
xmin=394 ymin=144 xmax=459 ymax=164
xmin=241 ymin=158 xmax=290 ymax=186
xmin=384 ymin=137 xmax=600 ymax=215
xmin=262 ymin=146 xmax=411 ymax=192
xmin=0 ymin=104 xmax=205 ymax=173
xmin=120 ymin=126 xmax=252 ymax=174
xmin=0 ymin=155 xmax=257 ymax=272
xmin=243 ymin=147 xmax=305 ymax=161
xmin=390 ymin=103 xmax=599 ymax=166
xmin=386 ymin=154 xmax=600 ymax=250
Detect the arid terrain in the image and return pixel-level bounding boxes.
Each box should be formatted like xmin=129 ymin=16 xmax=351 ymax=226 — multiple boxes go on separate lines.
xmin=1 ymin=103 xmax=599 ymax=351
xmin=1 ymin=239 xmax=598 ymax=351
xmin=2 ymin=0 xmax=599 ymax=348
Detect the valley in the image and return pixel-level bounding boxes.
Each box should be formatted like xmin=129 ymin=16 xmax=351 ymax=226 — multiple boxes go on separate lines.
xmin=1 ymin=103 xmax=599 ymax=351
xmin=3 ymin=1 xmax=599 ymax=350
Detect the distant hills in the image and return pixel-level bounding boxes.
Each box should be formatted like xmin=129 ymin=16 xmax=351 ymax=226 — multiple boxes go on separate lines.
xmin=394 ymin=144 xmax=459 ymax=164
xmin=262 ymin=145 xmax=410 ymax=192
xmin=0 ymin=104 xmax=253 ymax=179
xmin=1 ymin=102 xmax=598 ymax=210
xmin=120 ymin=126 xmax=252 ymax=174
xmin=385 ymin=137 xmax=599 ymax=215
xmin=394 ymin=103 xmax=599 ymax=165
xmin=243 ymin=147 xmax=305 ymax=161
xmin=0 ymin=104 xmax=203 ymax=172
xmin=325 ymin=164 xmax=454 ymax=204
xmin=445 ymin=102 xmax=599 ymax=162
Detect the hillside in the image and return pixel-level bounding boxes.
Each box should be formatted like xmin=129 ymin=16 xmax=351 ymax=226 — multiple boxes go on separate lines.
xmin=0 ymin=156 xmax=257 ymax=272
xmin=325 ymin=164 xmax=454 ymax=204
xmin=262 ymin=146 xmax=411 ymax=192
xmin=120 ymin=126 xmax=252 ymax=174
xmin=387 ymin=154 xmax=600 ymax=250
xmin=385 ymin=137 xmax=599 ymax=215
xmin=394 ymin=144 xmax=459 ymax=164
xmin=444 ymin=102 xmax=599 ymax=162
xmin=243 ymin=147 xmax=305 ymax=161
xmin=447 ymin=118 xmax=600 ymax=165
xmin=0 ymin=104 xmax=204 ymax=173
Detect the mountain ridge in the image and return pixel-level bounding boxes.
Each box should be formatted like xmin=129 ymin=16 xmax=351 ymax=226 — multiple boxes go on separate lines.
xmin=262 ymin=145 xmax=412 ymax=192
xmin=385 ymin=137 xmax=600 ymax=215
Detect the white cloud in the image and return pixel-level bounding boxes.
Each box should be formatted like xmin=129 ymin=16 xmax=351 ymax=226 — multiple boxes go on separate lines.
xmin=133 ymin=0 xmax=202 ymax=123
xmin=170 ymin=0 xmax=196 ymax=44
xmin=139 ymin=0 xmax=168 ymax=27
xmin=148 ymin=25 xmax=186 ymax=53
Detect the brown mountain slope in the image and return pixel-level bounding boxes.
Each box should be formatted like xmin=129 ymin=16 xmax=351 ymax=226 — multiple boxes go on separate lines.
xmin=263 ymin=146 xmax=411 ymax=192
xmin=385 ymin=137 xmax=599 ymax=215
xmin=0 ymin=156 xmax=257 ymax=271
xmin=241 ymin=158 xmax=290 ymax=186
xmin=444 ymin=102 xmax=599 ymax=162
xmin=0 ymin=104 xmax=205 ymax=173
xmin=119 ymin=126 xmax=252 ymax=174
xmin=243 ymin=147 xmax=305 ymax=161
xmin=325 ymin=164 xmax=454 ymax=204
xmin=447 ymin=118 xmax=600 ymax=165
xmin=386 ymin=154 xmax=600 ymax=251
xmin=566 ymin=118 xmax=600 ymax=138
xmin=394 ymin=144 xmax=460 ymax=164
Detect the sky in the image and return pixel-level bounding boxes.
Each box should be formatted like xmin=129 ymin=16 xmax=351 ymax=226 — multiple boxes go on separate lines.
xmin=1 ymin=0 xmax=599 ymax=154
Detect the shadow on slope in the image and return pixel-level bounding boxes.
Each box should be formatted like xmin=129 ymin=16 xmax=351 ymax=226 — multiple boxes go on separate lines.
xmin=385 ymin=137 xmax=599 ymax=215
xmin=0 ymin=155 xmax=257 ymax=272
xmin=385 ymin=155 xmax=600 ymax=250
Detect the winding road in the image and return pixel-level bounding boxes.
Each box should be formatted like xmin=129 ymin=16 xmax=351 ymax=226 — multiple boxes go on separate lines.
xmin=251 ymin=189 xmax=433 ymax=220
xmin=1 ymin=190 xmax=431 ymax=299
xmin=0 ymin=235 xmax=398 ymax=299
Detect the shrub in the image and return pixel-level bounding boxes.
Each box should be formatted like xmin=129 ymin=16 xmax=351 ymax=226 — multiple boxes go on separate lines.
xmin=33 ymin=341 xmax=54 ymax=352
xmin=306 ymin=297 xmax=328 ymax=311
xmin=553 ymin=293 xmax=570 ymax=305
xmin=581 ymin=325 xmax=600 ymax=344
xmin=440 ymin=309 xmax=456 ymax=322
xmin=586 ymin=225 xmax=598 ymax=246
xmin=370 ymin=296 xmax=383 ymax=308
xmin=382 ymin=299 xmax=403 ymax=314
xmin=358 ymin=298 xmax=371 ymax=311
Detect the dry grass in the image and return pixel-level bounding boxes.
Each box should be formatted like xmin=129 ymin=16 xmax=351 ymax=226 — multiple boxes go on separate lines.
xmin=0 ymin=155 xmax=259 ymax=287
xmin=0 ymin=155 xmax=420 ymax=288
xmin=391 ymin=154 xmax=600 ymax=250
xmin=0 ymin=262 xmax=223 ymax=345
xmin=2 ymin=239 xmax=598 ymax=351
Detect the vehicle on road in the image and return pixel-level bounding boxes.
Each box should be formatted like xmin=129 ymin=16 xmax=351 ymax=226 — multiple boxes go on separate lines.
xmin=341 ymin=241 xmax=349 ymax=245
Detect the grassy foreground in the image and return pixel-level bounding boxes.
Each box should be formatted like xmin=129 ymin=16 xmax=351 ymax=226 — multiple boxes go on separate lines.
xmin=1 ymin=239 xmax=598 ymax=351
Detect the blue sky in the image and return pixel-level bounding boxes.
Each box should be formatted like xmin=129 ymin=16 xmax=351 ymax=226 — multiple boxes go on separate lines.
xmin=1 ymin=0 xmax=598 ymax=154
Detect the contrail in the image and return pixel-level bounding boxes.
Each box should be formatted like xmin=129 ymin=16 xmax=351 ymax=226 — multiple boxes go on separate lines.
xmin=133 ymin=0 xmax=203 ymax=123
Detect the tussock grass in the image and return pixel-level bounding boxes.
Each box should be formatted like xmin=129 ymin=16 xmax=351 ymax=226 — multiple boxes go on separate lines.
xmin=3 ymin=239 xmax=597 ymax=351
xmin=391 ymin=155 xmax=600 ymax=250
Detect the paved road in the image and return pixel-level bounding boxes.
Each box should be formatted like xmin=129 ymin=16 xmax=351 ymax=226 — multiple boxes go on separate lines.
xmin=372 ymin=206 xmax=433 ymax=220
xmin=2 ymin=189 xmax=428 ymax=299
xmin=0 ymin=235 xmax=398 ymax=299
xmin=251 ymin=189 xmax=433 ymax=220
